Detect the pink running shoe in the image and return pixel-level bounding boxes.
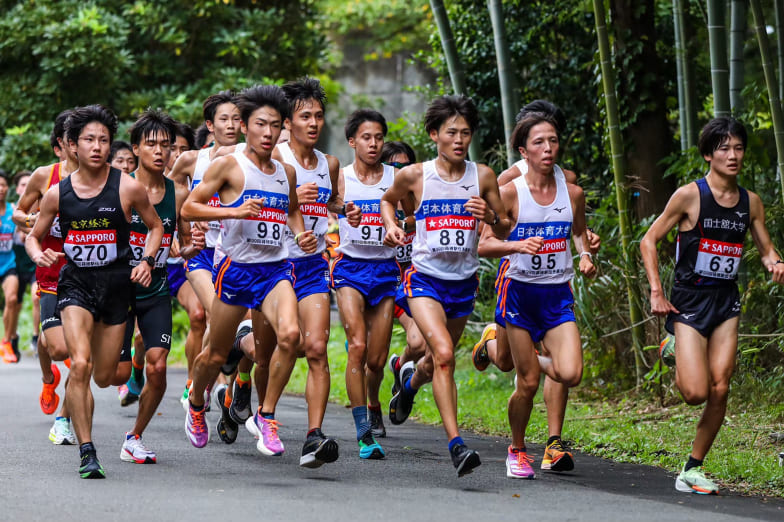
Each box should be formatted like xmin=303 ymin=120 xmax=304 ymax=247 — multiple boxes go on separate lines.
xmin=245 ymin=413 xmax=284 ymax=456
xmin=506 ymin=446 xmax=535 ymax=479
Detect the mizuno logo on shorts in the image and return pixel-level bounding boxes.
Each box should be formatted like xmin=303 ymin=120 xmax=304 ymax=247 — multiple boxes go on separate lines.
xmin=224 ymin=292 xmax=236 ymax=299
xmin=506 ymin=312 xmax=519 ymax=318
xmin=333 ymin=279 xmax=344 ymax=284
xmin=681 ymin=313 xmax=695 ymax=319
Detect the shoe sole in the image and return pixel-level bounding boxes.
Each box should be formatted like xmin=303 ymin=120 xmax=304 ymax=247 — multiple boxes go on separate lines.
xmin=300 ymin=438 xmax=339 ymax=468
xmin=215 ymin=389 xmax=238 ymax=444
xmin=49 ymin=431 xmax=75 ymax=445
xmin=389 ymin=355 xmax=401 ymax=395
xmin=675 ymin=477 xmax=717 ymax=495
xmin=506 ymin=461 xmax=535 ymax=479
xmin=359 ymin=446 xmax=385 ymax=460
xmin=471 ymin=324 xmax=495 ymax=371
xmin=456 ymin=451 xmax=482 ymax=477
xmin=40 ymin=391 xmax=60 ymax=415
xmin=388 ymin=390 xmax=413 ymax=425
xmin=371 ymin=428 xmax=387 ymax=438
xmin=121 ymin=449 xmax=156 ymax=464
xmin=244 ymin=417 xmax=284 ymax=456
xmin=79 ymin=468 xmax=106 ymax=479
xmin=229 ymin=404 xmax=251 ymax=424
xmin=120 ymin=394 xmax=139 ymax=407
xmin=542 ymin=452 xmax=574 ymax=472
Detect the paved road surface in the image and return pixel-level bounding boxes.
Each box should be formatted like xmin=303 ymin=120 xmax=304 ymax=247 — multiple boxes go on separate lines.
xmin=1 ymin=359 xmax=782 ymax=521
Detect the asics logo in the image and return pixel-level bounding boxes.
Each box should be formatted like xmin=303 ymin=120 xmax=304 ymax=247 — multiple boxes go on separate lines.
xmin=553 ymin=206 xmax=566 ymax=213
xmin=460 ymin=185 xmax=474 ymax=191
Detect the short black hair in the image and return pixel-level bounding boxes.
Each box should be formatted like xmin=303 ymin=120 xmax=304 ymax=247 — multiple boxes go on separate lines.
xmin=50 ymin=109 xmax=74 ymax=150
xmin=174 ymin=122 xmax=196 ymax=151
xmin=203 ymin=90 xmax=236 ymax=123
xmin=13 ymin=170 xmax=32 ymax=185
xmin=65 ymin=104 xmax=118 ymax=145
xmin=424 ymin=95 xmax=479 ymax=134
xmin=344 ymin=109 xmax=387 ymax=141
xmin=0 ymin=169 xmax=7 ymax=183
xmin=516 ymin=100 xmax=566 ymax=136
xmin=698 ymin=117 xmax=748 ymax=157
xmin=511 ymin=112 xmax=559 ymax=151
xmin=380 ymin=141 xmax=416 ymax=165
xmin=195 ymin=124 xmax=211 ymax=149
xmin=236 ymin=85 xmax=289 ymax=125
xmin=282 ymin=77 xmax=326 ymax=117
xmin=109 ymin=140 xmax=134 ymax=163
xmin=129 ymin=109 xmax=177 ymax=146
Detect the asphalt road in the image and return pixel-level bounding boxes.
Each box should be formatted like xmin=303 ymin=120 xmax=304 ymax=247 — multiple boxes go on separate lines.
xmin=1 ymin=358 xmax=782 ymax=522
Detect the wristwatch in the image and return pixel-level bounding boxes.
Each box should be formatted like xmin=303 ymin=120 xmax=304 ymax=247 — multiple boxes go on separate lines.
xmin=142 ymin=255 xmax=155 ymax=267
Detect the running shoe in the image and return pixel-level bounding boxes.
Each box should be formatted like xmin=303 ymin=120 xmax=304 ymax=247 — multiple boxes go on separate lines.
xmin=79 ymin=444 xmax=105 ymax=479
xmin=185 ymin=402 xmax=209 ymax=448
xmin=541 ymin=438 xmax=574 ymax=471
xmin=245 ymin=413 xmax=284 ymax=456
xmin=229 ymin=380 xmax=252 ymax=424
xmin=30 ymin=335 xmax=38 ymax=356
xmin=121 ymin=433 xmax=156 ymax=464
xmin=118 ymin=384 xmax=139 ymax=407
xmin=369 ymin=407 xmax=386 ymax=438
xmin=358 ymin=431 xmax=385 ymax=460
xmin=450 ymin=443 xmax=481 ymax=477
xmin=10 ymin=337 xmax=20 ymax=362
xmin=180 ymin=383 xmax=190 ymax=411
xmin=40 ymin=363 xmax=61 ymax=415
xmin=215 ymin=386 xmax=238 ymax=444
xmin=472 ymin=324 xmax=496 ymax=372
xmin=659 ymin=335 xmax=676 ymax=367
xmin=2 ymin=338 xmax=17 ymax=363
xmin=49 ymin=417 xmax=76 ymax=445
xmin=675 ymin=465 xmax=718 ymax=494
xmin=388 ymin=354 xmax=401 ymax=395
xmin=388 ymin=361 xmax=416 ymax=425
xmin=64 ymin=358 xmax=71 ymax=369
xmin=507 ymin=446 xmax=535 ymax=479
xmin=300 ymin=428 xmax=339 ymax=468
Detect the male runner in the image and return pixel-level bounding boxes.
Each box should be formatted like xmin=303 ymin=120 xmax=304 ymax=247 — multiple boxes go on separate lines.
xmin=14 ymin=110 xmax=77 ymax=443
xmin=27 ymin=104 xmax=163 ymax=478
xmin=109 ymin=141 xmax=137 ymax=175
xmin=120 ymin=110 xmax=205 ymax=464
xmin=11 ymin=171 xmax=40 ymax=357
xmin=640 ymin=117 xmax=784 ymax=494
xmin=259 ymin=77 xmax=360 ymax=468
xmin=0 ymin=171 xmax=19 ymax=363
xmin=182 ymin=85 xmax=317 ymax=453
xmin=380 ymin=95 xmax=510 ymax=476
xmin=478 ymin=112 xmax=595 ymax=479
xmin=333 ymin=110 xmax=399 ymax=459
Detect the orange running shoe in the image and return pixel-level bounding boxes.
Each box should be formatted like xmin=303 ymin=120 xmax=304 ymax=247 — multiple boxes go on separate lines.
xmin=1 ymin=339 xmax=17 ymax=363
xmin=64 ymin=358 xmax=71 ymax=369
xmin=471 ymin=324 xmax=496 ymax=371
xmin=40 ymin=364 xmax=61 ymax=415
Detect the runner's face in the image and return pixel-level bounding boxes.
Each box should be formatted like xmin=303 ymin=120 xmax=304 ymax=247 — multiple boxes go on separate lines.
xmin=705 ymin=135 xmax=744 ymax=177
xmin=168 ymin=135 xmax=190 ymax=170
xmin=15 ymin=175 xmax=29 ymax=198
xmin=430 ymin=116 xmax=472 ymax=163
xmin=520 ymin=121 xmax=559 ymax=173
xmin=133 ymin=131 xmax=172 ymax=175
xmin=73 ymin=122 xmax=112 ymax=171
xmin=242 ymin=106 xmax=282 ymax=159
xmin=0 ymin=178 xmax=8 ymax=201
xmin=111 ymin=148 xmax=136 ymax=174
xmin=208 ymin=103 xmax=240 ymax=147
xmin=286 ymin=99 xmax=324 ymax=148
xmin=349 ymin=121 xmax=384 ymax=166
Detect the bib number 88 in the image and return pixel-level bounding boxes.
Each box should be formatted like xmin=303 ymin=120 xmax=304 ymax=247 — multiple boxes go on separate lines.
xmin=439 ymin=230 xmax=465 ymax=246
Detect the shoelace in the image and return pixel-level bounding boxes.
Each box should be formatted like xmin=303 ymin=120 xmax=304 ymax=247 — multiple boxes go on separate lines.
xmin=262 ymin=419 xmax=281 ymax=441
xmin=548 ymin=440 xmax=568 ymax=453
xmin=190 ymin=409 xmax=206 ymax=434
xmin=515 ymin=451 xmax=534 ymax=468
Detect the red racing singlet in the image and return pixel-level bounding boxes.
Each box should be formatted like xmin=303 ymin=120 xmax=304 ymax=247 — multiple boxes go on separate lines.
xmin=36 ymin=162 xmax=67 ymax=295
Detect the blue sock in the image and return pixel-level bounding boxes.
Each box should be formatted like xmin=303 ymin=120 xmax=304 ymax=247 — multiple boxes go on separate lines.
xmin=56 ymin=416 xmax=65 ymax=421
xmin=403 ymin=374 xmax=417 ymax=395
xmin=448 ymin=436 xmax=464 ymax=452
xmin=352 ymin=406 xmax=370 ymax=439
xmin=260 ymin=410 xmax=274 ymax=420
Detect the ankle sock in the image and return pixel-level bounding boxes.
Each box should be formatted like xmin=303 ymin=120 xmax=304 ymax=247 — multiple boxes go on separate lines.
xmin=237 ymin=372 xmax=251 ymax=385
xmin=259 ymin=409 xmax=274 ymax=419
xmin=685 ymin=455 xmax=703 ymax=472
xmin=403 ymin=374 xmax=417 ymax=395
xmin=547 ymin=435 xmax=560 ymax=446
xmin=352 ymin=406 xmax=370 ymax=439
xmin=448 ymin=436 xmax=464 ymax=452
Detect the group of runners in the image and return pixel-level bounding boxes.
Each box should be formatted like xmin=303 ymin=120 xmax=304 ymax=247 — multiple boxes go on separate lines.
xmin=5 ymin=77 xmax=783 ymax=494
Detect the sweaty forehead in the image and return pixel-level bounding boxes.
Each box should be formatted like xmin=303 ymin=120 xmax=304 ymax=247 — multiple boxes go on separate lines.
xmin=80 ymin=121 xmax=110 ymax=137
xmin=440 ymin=115 xmax=469 ymax=132
xmin=292 ymin=98 xmax=324 ymax=117
xmin=214 ymin=103 xmax=239 ymax=118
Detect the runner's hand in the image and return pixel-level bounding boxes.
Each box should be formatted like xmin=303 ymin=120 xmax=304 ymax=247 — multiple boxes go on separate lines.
xmin=515 ymin=236 xmax=544 ymax=255
xmin=650 ymin=289 xmax=678 ymax=316
xmin=297 ymin=182 xmax=319 ymax=205
xmin=464 ymin=196 xmax=491 ymax=223
xmin=344 ymin=201 xmax=362 ymax=227
xmin=769 ymin=261 xmax=784 ymax=284
xmin=579 ymin=255 xmax=597 ymax=278
xmin=190 ymin=229 xmax=206 ymax=251
xmin=130 ymin=263 xmax=153 ymax=287
xmin=384 ymin=225 xmax=406 ymax=247
xmin=234 ymin=197 xmax=265 ymax=219
xmin=33 ymin=249 xmax=64 ymax=268
xmin=587 ymin=229 xmax=602 ymax=255
xmin=296 ymin=230 xmax=318 ymax=254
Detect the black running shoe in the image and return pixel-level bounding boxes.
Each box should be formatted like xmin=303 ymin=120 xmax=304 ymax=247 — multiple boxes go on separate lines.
xmin=389 ymin=354 xmax=401 ymax=395
xmin=229 ymin=380 xmax=252 ymax=424
xmin=388 ymin=362 xmax=415 ymax=425
xmin=215 ymin=387 xmax=238 ymax=444
xmin=299 ymin=428 xmax=339 ymax=468
xmin=79 ymin=444 xmax=106 ymax=479
xmin=450 ymin=444 xmax=481 ymax=477
xmin=369 ymin=408 xmax=386 ymax=438
xmin=222 ymin=323 xmax=252 ymax=375
xmin=10 ymin=337 xmax=20 ymax=363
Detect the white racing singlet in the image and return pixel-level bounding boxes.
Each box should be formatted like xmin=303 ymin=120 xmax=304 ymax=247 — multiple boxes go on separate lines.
xmin=505 ymin=170 xmax=574 ymax=284
xmin=219 ymin=152 xmax=290 ymax=264
xmin=411 ymin=159 xmax=480 ymax=280
xmin=337 ymin=164 xmax=395 ymax=260
xmin=189 ymin=147 xmax=221 ymax=248
xmin=277 ymin=141 xmax=331 ymax=258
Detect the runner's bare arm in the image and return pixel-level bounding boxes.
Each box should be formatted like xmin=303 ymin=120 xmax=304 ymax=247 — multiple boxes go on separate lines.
xmin=326 ymin=154 xmax=360 ymax=226
xmin=568 ymin=183 xmax=596 ymax=278
xmin=25 ymin=185 xmax=63 ymax=267
xmin=174 ymin=180 xmax=204 ymax=261
xmin=478 ymin=182 xmax=542 ymax=258
xmin=748 ymin=191 xmax=784 ymax=284
xmin=167 ymin=150 xmax=198 ymax=189
xmin=285 ymin=163 xmax=317 ymax=254
xmin=125 ymin=176 xmax=163 ymax=287
xmin=381 ymin=164 xmax=421 ymax=247
xmin=181 ymin=156 xmax=259 ymax=221
xmin=12 ymin=165 xmax=50 ymax=228
xmin=471 ymin=164 xmax=511 ymax=238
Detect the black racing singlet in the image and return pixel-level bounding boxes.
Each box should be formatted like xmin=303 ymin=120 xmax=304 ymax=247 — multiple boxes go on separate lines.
xmin=673 ymin=177 xmax=750 ymax=287
xmin=59 ymin=167 xmax=131 ymax=270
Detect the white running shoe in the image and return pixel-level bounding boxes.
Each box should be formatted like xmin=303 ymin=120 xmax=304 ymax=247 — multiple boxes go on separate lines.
xmin=49 ymin=417 xmax=76 ymax=445
xmin=121 ymin=433 xmax=157 ymax=464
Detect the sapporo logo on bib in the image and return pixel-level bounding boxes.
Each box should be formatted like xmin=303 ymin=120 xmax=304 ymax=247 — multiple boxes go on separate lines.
xmin=695 ymin=238 xmax=743 ymax=279
xmin=513 ymin=221 xmax=571 ymax=276
xmin=129 ymin=231 xmax=172 ymax=267
xmin=417 ymin=198 xmax=476 ymax=253
xmin=241 ymin=189 xmax=289 ymax=247
xmin=348 ymin=199 xmax=385 ymax=247
xmin=0 ymin=232 xmax=12 ymax=252
xmin=292 ymin=186 xmax=330 ymax=238
xmin=64 ymin=229 xmax=118 ymax=267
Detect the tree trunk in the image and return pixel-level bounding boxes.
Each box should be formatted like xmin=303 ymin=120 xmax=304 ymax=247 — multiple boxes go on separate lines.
xmin=674 ymin=0 xmax=689 ymax=150
xmin=429 ymin=0 xmax=482 ymax=162
xmin=729 ymin=0 xmax=747 ymax=113
xmin=487 ymin=0 xmax=518 ymax=166
xmin=707 ymin=0 xmax=731 ymax=116
xmin=592 ymin=0 xmax=646 ymax=386
xmin=749 ymin=0 xmax=784 ymax=203
xmin=775 ymin=0 xmax=784 ymax=103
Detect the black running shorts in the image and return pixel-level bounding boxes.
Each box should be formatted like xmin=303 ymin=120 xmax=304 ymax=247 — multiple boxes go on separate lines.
xmin=665 ymin=284 xmax=741 ymax=338
xmin=122 ymin=294 xmax=173 ymax=355
xmin=56 ymin=264 xmax=134 ymax=326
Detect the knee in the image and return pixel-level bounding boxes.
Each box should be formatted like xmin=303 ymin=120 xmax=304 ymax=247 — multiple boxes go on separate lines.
xmin=69 ymin=359 xmax=91 ymax=383
xmin=514 ymin=371 xmax=539 ymax=397
xmin=709 ymin=380 xmax=730 ymax=401
xmin=5 ymin=293 xmax=18 ymax=309
xmin=146 ymin=359 xmax=168 ymax=386
xmin=276 ymin=325 xmax=300 ymax=352
xmin=496 ymin=352 xmax=515 ymax=373
xmin=188 ymin=307 xmax=206 ymax=332
xmin=346 ymin=339 xmax=367 ymax=363
xmin=430 ymin=345 xmax=455 ymax=370
xmin=366 ymin=352 xmax=386 ymax=373
xmin=680 ymin=385 xmax=708 ymax=405
xmin=556 ymin=367 xmax=582 ymax=388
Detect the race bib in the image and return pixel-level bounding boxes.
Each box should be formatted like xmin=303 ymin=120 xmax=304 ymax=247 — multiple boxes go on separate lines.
xmin=348 ymin=200 xmax=385 ymax=247
xmin=420 ymin=198 xmax=475 ymax=254
xmin=50 ymin=215 xmax=62 ymax=238
xmin=695 ymin=238 xmax=742 ymax=280
xmin=64 ymin=229 xmax=118 ymax=267
xmin=291 ymin=186 xmax=330 ymax=239
xmin=129 ymin=231 xmax=172 ymax=268
xmin=241 ymin=190 xmax=289 ymax=247
xmin=395 ymin=230 xmax=415 ymax=264
xmin=511 ymin=221 xmax=571 ymax=277
xmin=0 ymin=232 xmax=12 ymax=252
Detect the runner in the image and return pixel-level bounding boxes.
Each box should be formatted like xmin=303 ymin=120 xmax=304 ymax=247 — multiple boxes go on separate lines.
xmin=477 ymin=112 xmax=596 ymax=479
xmin=333 ymin=110 xmax=398 ymax=459
xmin=26 ymin=104 xmax=164 ymax=478
xmin=380 ymin=95 xmax=510 ymax=476
xmin=109 ymin=141 xmax=137 ymax=175
xmin=14 ymin=109 xmax=77 ymax=443
xmin=11 ymin=171 xmax=40 ymax=357
xmin=181 ymin=85 xmax=317 ymax=455
xmin=640 ymin=117 xmax=784 ymax=495
xmin=261 ymin=77 xmax=359 ymax=468
xmin=0 ymin=171 xmax=19 ymax=363
xmin=120 ymin=110 xmax=205 ymax=464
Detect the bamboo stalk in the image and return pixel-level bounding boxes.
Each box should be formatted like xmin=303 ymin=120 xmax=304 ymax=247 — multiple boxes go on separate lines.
xmin=707 ymin=0 xmax=731 ymax=116
xmin=729 ymin=0 xmax=747 ymax=113
xmin=487 ymin=0 xmax=518 ymax=165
